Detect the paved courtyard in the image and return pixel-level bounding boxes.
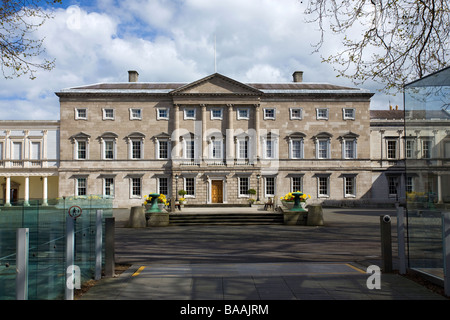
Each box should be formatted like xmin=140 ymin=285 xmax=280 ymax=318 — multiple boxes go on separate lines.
xmin=79 ymin=207 xmax=447 ymax=302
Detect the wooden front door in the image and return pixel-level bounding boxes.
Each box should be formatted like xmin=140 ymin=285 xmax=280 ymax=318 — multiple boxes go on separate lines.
xmin=211 ymin=180 xmax=223 ymax=203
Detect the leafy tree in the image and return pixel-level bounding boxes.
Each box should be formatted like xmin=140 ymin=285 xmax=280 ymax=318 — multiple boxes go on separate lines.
xmin=304 ymin=0 xmax=450 ymax=92
xmin=0 ymin=0 xmax=62 ymax=79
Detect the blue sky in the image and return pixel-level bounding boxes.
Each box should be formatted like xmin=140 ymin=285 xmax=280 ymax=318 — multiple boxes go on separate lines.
xmin=0 ymin=0 xmax=404 ymax=120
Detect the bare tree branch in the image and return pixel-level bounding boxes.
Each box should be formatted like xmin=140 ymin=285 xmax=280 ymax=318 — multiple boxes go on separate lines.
xmin=0 ymin=0 xmax=62 ymax=80
xmin=303 ymin=0 xmax=450 ymax=93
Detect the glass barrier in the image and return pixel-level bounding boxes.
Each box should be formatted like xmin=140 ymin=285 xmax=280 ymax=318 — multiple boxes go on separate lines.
xmin=406 ymin=210 xmax=444 ymax=278
xmin=0 ymin=196 xmax=113 ymax=300
xmin=404 ymin=66 xmax=450 ymax=280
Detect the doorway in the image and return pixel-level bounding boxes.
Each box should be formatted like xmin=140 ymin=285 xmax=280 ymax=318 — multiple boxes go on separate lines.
xmin=211 ymin=180 xmax=223 ymax=203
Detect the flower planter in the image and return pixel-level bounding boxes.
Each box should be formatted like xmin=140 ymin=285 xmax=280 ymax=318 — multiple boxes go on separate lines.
xmin=128 ymin=206 xmax=146 ymax=228
xmin=146 ymin=212 xmax=169 ymax=227
xmin=283 ymin=212 xmax=308 ymax=225
xmin=281 ymin=200 xmax=306 ymax=210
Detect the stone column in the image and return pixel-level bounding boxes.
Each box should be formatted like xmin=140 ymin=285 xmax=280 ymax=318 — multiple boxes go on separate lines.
xmin=226 ymin=104 xmax=234 ymax=165
xmin=255 ymin=104 xmax=261 ymax=160
xmin=24 ymin=176 xmax=30 ymax=206
xmin=5 ymin=176 xmax=11 ymax=206
xmin=42 ymin=176 xmax=48 ymax=206
xmin=201 ymin=104 xmax=207 ymax=161
xmin=173 ymin=104 xmax=180 ymax=160
xmin=438 ymin=174 xmax=443 ymax=204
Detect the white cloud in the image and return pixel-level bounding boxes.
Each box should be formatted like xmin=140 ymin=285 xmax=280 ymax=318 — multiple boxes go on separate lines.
xmin=0 ymin=0 xmax=402 ymax=121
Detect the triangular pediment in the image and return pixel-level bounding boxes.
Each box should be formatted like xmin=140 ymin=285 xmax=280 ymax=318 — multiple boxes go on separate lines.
xmin=170 ymin=73 xmax=262 ymax=95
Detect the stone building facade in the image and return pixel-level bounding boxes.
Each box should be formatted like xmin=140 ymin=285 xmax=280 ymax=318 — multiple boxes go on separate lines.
xmin=0 ymin=120 xmax=59 ymax=205
xmin=55 ymin=71 xmax=376 ymax=208
xmin=370 ymin=109 xmax=406 ymax=204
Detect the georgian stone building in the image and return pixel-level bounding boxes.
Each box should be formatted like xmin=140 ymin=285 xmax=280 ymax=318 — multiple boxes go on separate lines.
xmin=370 ymin=109 xmax=406 ymax=204
xmin=55 ymin=71 xmax=375 ymax=208
xmin=0 ymin=121 xmax=59 ymax=205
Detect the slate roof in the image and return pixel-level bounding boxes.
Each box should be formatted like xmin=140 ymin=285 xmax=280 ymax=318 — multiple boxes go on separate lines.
xmin=56 ymin=73 xmax=372 ymax=96
xmin=370 ymin=110 xmax=404 ymax=120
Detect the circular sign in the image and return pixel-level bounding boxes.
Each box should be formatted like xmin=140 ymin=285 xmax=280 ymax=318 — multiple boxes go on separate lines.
xmin=68 ymin=205 xmax=82 ymax=219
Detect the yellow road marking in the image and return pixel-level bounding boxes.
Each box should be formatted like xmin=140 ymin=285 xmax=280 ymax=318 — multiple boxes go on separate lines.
xmin=132 ymin=266 xmax=146 ymax=277
xmin=345 ymin=263 xmax=366 ymax=274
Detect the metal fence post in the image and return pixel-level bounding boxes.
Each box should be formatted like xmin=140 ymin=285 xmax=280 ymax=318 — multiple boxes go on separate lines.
xmin=105 ymin=217 xmax=115 ymax=277
xmin=396 ymin=206 xmax=406 ymax=274
xmin=16 ymin=228 xmax=29 ymax=300
xmin=95 ymin=210 xmax=103 ymax=280
xmin=380 ymin=214 xmax=393 ymax=273
xmin=442 ymin=212 xmax=450 ymax=297
xmin=65 ymin=216 xmax=75 ymax=300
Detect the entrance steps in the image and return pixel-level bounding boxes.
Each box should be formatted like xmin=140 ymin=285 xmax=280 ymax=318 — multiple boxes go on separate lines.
xmin=169 ymin=212 xmax=283 ymax=226
xmin=183 ymin=204 xmax=250 ymax=208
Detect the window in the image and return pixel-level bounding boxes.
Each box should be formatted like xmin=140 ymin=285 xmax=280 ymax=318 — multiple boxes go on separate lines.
xmin=237 ymin=108 xmax=249 ymax=120
xmin=75 ymin=108 xmax=87 ymax=120
xmin=130 ymin=108 xmax=142 ymax=120
xmin=211 ymin=108 xmax=223 ymax=120
xmin=290 ymin=108 xmax=302 ymax=120
xmin=30 ymin=142 xmax=41 ymax=160
xmin=239 ymin=177 xmax=249 ymax=196
xmin=344 ymin=176 xmax=356 ymax=197
xmin=185 ymin=140 xmax=195 ymax=159
xmin=388 ymin=177 xmax=398 ymax=196
xmin=238 ymin=139 xmax=248 ymax=159
xmin=406 ymin=140 xmax=415 ymax=159
xmin=316 ymin=108 xmax=328 ymax=120
xmin=262 ymin=134 xmax=278 ymax=160
xmin=13 ymin=142 xmax=22 ymax=160
xmin=131 ymin=177 xmax=141 ymax=197
xmin=103 ymin=108 xmax=114 ymax=120
xmin=266 ymin=140 xmax=273 ymax=158
xmin=158 ymin=177 xmax=168 ymax=196
xmin=104 ymin=140 xmax=114 ymax=159
xmin=387 ymin=140 xmax=397 ymax=159
xmin=185 ymin=177 xmax=195 ymax=196
xmin=265 ymin=177 xmax=275 ymax=197
xmin=77 ymin=178 xmax=87 ymax=196
xmin=0 ymin=142 xmax=3 ymax=160
xmin=291 ymin=140 xmax=303 ymax=159
xmin=158 ymin=140 xmax=169 ymax=159
xmin=445 ymin=141 xmax=450 ymax=158
xmin=422 ymin=140 xmax=432 ymax=158
xmin=77 ymin=141 xmax=86 ymax=160
xmin=292 ymin=176 xmax=303 ymax=192
xmin=104 ymin=178 xmax=114 ymax=197
xmin=211 ymin=140 xmax=222 ymax=159
xmin=263 ymin=108 xmax=275 ymax=120
xmin=343 ymin=108 xmax=355 ymax=120
xmin=343 ymin=140 xmax=356 ymax=159
xmin=318 ymin=176 xmax=329 ymax=197
xmin=406 ymin=176 xmax=413 ymax=193
xmin=184 ymin=108 xmax=196 ymax=120
xmin=157 ymin=108 xmax=169 ymax=120
xmin=317 ymin=140 xmax=329 ymax=159
xmin=132 ymin=140 xmax=141 ymax=159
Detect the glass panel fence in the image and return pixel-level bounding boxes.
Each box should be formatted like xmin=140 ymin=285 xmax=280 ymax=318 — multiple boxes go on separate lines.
xmin=0 ymin=196 xmax=112 ymax=300
xmin=404 ymin=66 xmax=450 ymax=280
xmin=406 ymin=210 xmax=444 ymax=279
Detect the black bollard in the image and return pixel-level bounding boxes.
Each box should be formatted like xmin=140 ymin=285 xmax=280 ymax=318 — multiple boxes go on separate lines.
xmin=105 ymin=217 xmax=115 ymax=277
xmin=380 ymin=215 xmax=393 ymax=273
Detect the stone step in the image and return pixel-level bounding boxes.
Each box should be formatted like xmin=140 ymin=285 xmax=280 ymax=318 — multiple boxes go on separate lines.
xmin=183 ymin=203 xmax=250 ymax=208
xmin=169 ymin=213 xmax=283 ymax=226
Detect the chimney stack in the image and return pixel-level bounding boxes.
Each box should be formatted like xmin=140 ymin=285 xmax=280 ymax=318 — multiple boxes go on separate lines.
xmin=128 ymin=70 xmax=139 ymax=82
xmin=292 ymin=71 xmax=303 ymax=83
